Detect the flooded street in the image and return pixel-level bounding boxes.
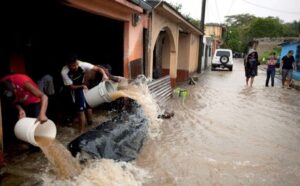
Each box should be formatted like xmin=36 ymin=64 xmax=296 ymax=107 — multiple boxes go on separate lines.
xmin=3 ymin=59 xmax=300 ymax=186
xmin=136 ymin=59 xmax=300 ymax=186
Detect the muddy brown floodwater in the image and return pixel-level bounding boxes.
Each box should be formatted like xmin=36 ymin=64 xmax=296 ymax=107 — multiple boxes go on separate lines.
xmin=34 ymin=59 xmax=300 ymax=186
xmin=136 ymin=59 xmax=300 ymax=186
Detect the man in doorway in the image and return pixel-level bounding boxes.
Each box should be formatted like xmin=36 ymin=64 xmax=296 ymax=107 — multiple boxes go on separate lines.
xmin=61 ymin=53 xmax=109 ymax=133
xmin=281 ymin=50 xmax=295 ymax=88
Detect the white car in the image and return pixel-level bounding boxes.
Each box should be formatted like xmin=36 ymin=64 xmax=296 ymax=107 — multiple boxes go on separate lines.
xmin=211 ymin=49 xmax=233 ymax=71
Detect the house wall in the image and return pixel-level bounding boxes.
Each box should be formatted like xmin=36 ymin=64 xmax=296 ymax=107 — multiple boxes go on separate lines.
xmin=205 ymin=26 xmax=223 ymax=39
xmin=255 ymin=38 xmax=297 ymax=57
xmin=65 ymin=0 xmax=147 ymax=79
xmin=150 ymin=9 xmax=201 ymax=86
xmin=176 ymin=33 xmax=190 ymax=81
xmin=189 ymin=34 xmax=200 ymax=73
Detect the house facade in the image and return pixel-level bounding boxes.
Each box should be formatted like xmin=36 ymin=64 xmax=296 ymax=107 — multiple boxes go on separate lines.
xmin=147 ymin=1 xmax=203 ymax=86
xmin=204 ymin=24 xmax=225 ymax=61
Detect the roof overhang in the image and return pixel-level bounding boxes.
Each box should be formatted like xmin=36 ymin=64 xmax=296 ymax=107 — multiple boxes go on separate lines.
xmin=154 ymin=2 xmax=203 ymax=35
xmin=63 ymin=0 xmax=143 ymax=21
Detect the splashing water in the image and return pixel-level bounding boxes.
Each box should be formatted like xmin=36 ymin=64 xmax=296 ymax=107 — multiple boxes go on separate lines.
xmin=38 ymin=75 xmax=160 ymax=185
xmin=35 ymin=136 xmax=81 ymax=179
xmin=42 ymin=159 xmax=149 ymax=186
xmin=109 ymin=75 xmax=162 ymax=138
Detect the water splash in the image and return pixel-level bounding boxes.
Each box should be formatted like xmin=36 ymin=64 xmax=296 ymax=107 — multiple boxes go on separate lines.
xmin=42 ymin=159 xmax=149 ymax=186
xmin=109 ymin=75 xmax=162 ymax=138
xmin=36 ymin=136 xmax=81 ymax=180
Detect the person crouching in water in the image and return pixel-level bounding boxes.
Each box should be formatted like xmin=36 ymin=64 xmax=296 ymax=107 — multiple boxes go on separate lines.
xmin=61 ymin=53 xmax=109 ymax=133
xmin=265 ymin=52 xmax=277 ymax=87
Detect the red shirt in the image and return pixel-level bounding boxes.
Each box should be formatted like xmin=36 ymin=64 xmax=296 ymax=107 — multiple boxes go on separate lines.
xmin=1 ymin=74 xmax=40 ymax=106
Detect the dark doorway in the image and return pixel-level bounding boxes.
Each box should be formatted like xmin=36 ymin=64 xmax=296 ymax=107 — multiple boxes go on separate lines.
xmin=0 ymin=0 xmax=124 ymax=154
xmin=0 ymin=0 xmax=124 ymax=82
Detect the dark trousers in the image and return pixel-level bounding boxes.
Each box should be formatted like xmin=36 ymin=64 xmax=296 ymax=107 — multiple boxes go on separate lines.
xmin=266 ymin=68 xmax=275 ymax=86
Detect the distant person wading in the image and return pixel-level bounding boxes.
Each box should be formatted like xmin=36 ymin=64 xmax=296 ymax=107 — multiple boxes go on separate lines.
xmin=244 ymin=49 xmax=259 ymax=87
xmin=281 ymin=50 xmax=295 ymax=88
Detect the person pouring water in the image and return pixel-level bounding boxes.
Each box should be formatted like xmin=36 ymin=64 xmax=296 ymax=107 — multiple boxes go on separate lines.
xmin=0 ymin=74 xmax=49 ymax=123
xmin=61 ymin=53 xmax=109 ymax=133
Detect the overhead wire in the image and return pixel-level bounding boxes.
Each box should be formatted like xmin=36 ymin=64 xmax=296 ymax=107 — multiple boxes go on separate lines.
xmin=226 ymin=0 xmax=236 ymax=16
xmin=242 ymin=0 xmax=300 ymax=15
xmin=214 ymin=0 xmax=222 ymax=24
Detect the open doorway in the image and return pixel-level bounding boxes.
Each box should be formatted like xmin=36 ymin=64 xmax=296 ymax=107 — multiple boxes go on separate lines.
xmin=152 ymin=28 xmax=174 ymax=79
xmin=0 ymin=0 xmax=124 ymax=155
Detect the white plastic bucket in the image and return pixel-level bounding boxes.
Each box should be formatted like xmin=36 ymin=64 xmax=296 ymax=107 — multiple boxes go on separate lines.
xmin=14 ymin=118 xmax=57 ymax=146
xmin=84 ymin=80 xmax=117 ymax=108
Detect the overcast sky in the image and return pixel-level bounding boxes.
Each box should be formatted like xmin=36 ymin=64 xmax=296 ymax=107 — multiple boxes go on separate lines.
xmin=165 ymin=0 xmax=300 ymax=23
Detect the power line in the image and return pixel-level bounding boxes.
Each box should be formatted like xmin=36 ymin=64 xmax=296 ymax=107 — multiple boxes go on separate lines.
xmin=214 ymin=0 xmax=222 ymax=23
xmin=242 ymin=0 xmax=300 ymax=15
xmin=226 ymin=0 xmax=236 ymax=16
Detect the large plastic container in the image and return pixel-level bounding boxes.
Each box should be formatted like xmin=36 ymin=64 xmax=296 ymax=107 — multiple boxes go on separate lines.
xmin=14 ymin=118 xmax=57 ymax=146
xmin=84 ymin=80 xmax=117 ymax=108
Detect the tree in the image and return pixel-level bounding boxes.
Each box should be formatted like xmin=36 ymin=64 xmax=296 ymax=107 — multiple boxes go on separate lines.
xmin=223 ymin=14 xmax=298 ymax=53
xmin=285 ymin=20 xmax=300 ymax=36
xmin=224 ymin=14 xmax=256 ymax=27
xmin=222 ymin=28 xmax=243 ymax=52
xmin=248 ymin=17 xmax=293 ymax=38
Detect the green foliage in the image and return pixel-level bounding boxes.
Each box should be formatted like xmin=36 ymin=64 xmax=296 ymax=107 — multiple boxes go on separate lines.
xmin=222 ymin=28 xmax=243 ymax=52
xmin=222 ymin=14 xmax=298 ymax=53
xmin=248 ymin=17 xmax=294 ymax=38
xmin=258 ymin=47 xmax=282 ymax=64
xmin=169 ymin=2 xmax=182 ymax=12
xmin=224 ymin=14 xmax=256 ymax=27
xmin=185 ymin=15 xmax=200 ymax=29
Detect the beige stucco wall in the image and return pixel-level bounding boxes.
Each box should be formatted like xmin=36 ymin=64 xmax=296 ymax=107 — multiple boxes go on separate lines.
xmin=149 ymin=9 xmax=201 ymax=82
xmin=205 ymin=26 xmax=223 ymax=39
xmin=178 ymin=34 xmax=190 ymax=70
xmin=176 ymin=33 xmax=199 ymax=73
xmin=189 ymin=34 xmax=200 ymax=73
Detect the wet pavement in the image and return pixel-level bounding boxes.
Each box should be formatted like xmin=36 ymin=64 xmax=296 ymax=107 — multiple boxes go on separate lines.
xmin=1 ymin=58 xmax=300 ymax=185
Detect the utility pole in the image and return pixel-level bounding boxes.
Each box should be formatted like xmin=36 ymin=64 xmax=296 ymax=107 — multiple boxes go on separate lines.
xmin=197 ymin=0 xmax=206 ymax=73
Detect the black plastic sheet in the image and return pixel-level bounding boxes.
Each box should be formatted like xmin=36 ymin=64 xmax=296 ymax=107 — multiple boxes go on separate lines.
xmin=68 ymin=101 xmax=148 ymax=162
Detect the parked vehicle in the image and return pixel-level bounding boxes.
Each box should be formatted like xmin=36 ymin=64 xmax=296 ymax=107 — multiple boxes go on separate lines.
xmin=211 ymin=49 xmax=233 ymax=71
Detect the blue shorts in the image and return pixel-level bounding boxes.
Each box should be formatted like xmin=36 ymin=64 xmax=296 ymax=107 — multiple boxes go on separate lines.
xmin=74 ymin=90 xmax=86 ymax=112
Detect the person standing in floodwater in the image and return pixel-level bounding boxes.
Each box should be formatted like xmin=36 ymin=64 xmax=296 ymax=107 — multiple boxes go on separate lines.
xmin=244 ymin=49 xmax=259 ymax=87
xmin=281 ymin=50 xmax=295 ymax=88
xmin=265 ymin=52 xmax=277 ymax=87
xmin=61 ymin=53 xmax=109 ymax=133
